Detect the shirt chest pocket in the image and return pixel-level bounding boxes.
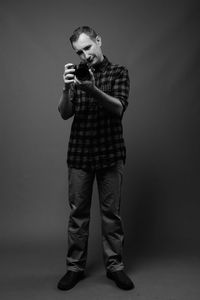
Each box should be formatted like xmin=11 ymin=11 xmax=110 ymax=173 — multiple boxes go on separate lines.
xmin=99 ymin=83 xmax=112 ymax=95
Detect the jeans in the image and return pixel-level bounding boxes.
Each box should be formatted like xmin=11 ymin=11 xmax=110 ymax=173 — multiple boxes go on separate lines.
xmin=66 ymin=161 xmax=125 ymax=272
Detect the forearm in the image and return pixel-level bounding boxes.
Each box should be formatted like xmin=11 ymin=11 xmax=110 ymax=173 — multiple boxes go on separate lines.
xmin=91 ymin=86 xmax=123 ymax=117
xmin=58 ymin=88 xmax=74 ymax=120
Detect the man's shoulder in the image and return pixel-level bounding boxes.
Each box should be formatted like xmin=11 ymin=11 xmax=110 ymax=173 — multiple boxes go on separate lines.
xmin=107 ymin=60 xmax=128 ymax=74
xmin=106 ymin=62 xmax=129 ymax=80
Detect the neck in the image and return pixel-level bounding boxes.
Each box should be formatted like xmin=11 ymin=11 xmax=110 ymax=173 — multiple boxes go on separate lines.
xmin=95 ymin=54 xmax=104 ymax=66
xmin=99 ymin=53 xmax=104 ymax=62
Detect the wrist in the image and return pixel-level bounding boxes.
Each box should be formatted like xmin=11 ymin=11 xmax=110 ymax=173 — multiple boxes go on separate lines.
xmin=63 ymin=85 xmax=70 ymax=93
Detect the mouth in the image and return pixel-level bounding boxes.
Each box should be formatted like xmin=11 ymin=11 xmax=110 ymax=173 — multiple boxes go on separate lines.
xmin=87 ymin=57 xmax=94 ymax=65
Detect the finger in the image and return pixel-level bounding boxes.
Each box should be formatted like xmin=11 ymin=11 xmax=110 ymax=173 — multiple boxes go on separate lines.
xmin=64 ymin=64 xmax=76 ymax=76
xmin=64 ymin=63 xmax=74 ymax=70
xmin=64 ymin=68 xmax=75 ymax=76
xmin=89 ymin=68 xmax=93 ymax=75
xmin=63 ymin=75 xmax=75 ymax=84
xmin=89 ymin=69 xmax=95 ymax=80
xmin=74 ymin=76 xmax=81 ymax=85
xmin=64 ymin=79 xmax=74 ymax=84
xmin=64 ymin=73 xmax=74 ymax=80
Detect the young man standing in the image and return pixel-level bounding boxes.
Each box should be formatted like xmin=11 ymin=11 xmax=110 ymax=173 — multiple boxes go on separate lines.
xmin=57 ymin=26 xmax=134 ymax=291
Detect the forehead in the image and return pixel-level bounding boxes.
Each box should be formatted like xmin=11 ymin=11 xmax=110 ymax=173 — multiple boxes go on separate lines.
xmin=73 ymin=33 xmax=95 ymax=50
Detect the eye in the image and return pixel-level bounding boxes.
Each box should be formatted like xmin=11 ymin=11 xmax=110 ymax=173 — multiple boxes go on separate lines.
xmin=84 ymin=45 xmax=91 ymax=51
xmin=76 ymin=45 xmax=91 ymax=56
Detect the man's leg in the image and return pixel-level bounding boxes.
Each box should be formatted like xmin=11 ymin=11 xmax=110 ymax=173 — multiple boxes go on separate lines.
xmin=96 ymin=161 xmax=134 ymax=290
xmin=67 ymin=167 xmax=95 ymax=271
xmin=96 ymin=161 xmax=125 ymax=272
xmin=58 ymin=167 xmax=94 ymax=290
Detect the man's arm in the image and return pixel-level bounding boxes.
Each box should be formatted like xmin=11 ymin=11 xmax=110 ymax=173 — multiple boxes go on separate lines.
xmin=58 ymin=87 xmax=74 ymax=120
xmin=58 ymin=63 xmax=76 ymax=120
xmin=90 ymin=87 xmax=123 ymax=117
xmin=75 ymin=67 xmax=129 ymax=118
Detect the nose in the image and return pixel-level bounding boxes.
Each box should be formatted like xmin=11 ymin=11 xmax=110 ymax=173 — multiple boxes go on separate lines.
xmin=82 ymin=51 xmax=90 ymax=60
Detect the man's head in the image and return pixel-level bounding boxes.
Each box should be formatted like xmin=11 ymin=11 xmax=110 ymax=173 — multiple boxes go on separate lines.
xmin=70 ymin=26 xmax=104 ymax=66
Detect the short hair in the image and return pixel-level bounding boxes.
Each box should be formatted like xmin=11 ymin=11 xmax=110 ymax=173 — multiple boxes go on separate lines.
xmin=69 ymin=26 xmax=98 ymax=45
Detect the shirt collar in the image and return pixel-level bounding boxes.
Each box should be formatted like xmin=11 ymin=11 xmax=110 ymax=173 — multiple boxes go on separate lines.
xmin=92 ymin=55 xmax=110 ymax=72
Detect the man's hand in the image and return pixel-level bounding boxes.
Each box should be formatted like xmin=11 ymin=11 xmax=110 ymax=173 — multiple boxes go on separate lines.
xmin=74 ymin=69 xmax=95 ymax=93
xmin=63 ymin=63 xmax=76 ymax=89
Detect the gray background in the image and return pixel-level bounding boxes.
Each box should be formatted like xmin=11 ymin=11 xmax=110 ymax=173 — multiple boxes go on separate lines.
xmin=0 ymin=0 xmax=200 ymax=299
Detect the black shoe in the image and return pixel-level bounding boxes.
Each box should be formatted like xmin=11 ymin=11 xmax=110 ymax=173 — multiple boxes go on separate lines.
xmin=107 ymin=270 xmax=134 ymax=290
xmin=57 ymin=271 xmax=85 ymax=290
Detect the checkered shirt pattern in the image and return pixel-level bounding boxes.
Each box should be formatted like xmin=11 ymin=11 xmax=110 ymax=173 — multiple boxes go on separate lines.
xmin=67 ymin=56 xmax=130 ymax=171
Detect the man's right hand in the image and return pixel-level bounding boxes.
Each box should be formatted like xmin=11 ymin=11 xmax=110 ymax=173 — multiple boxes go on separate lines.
xmin=63 ymin=63 xmax=76 ymax=89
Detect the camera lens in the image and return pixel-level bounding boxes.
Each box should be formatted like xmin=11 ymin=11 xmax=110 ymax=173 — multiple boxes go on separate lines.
xmin=75 ymin=64 xmax=91 ymax=81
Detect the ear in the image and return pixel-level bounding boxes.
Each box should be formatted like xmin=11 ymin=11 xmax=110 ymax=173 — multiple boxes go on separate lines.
xmin=96 ymin=35 xmax=102 ymax=47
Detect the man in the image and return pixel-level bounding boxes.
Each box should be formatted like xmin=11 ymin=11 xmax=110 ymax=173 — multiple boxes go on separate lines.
xmin=57 ymin=26 xmax=134 ymax=291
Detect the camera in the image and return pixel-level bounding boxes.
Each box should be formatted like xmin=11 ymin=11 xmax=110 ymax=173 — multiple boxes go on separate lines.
xmin=74 ymin=63 xmax=91 ymax=81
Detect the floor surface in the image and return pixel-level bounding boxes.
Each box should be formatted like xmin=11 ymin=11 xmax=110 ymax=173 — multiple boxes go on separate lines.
xmin=0 ymin=241 xmax=200 ymax=300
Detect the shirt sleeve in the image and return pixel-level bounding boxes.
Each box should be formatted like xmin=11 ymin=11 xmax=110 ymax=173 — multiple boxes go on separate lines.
xmin=112 ymin=66 xmax=130 ymax=113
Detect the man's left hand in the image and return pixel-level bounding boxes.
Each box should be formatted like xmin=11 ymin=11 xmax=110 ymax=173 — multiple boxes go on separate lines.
xmin=74 ymin=69 xmax=95 ymax=93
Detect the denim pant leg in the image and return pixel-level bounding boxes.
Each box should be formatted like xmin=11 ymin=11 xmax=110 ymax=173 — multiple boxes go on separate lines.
xmin=67 ymin=167 xmax=95 ymax=272
xmin=96 ymin=161 xmax=125 ymax=272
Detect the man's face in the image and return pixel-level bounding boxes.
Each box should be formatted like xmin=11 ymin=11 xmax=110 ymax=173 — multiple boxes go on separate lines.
xmin=72 ymin=33 xmax=104 ymax=66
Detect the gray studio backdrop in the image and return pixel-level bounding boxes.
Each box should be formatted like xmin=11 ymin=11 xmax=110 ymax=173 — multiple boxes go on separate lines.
xmin=0 ymin=0 xmax=199 ymax=257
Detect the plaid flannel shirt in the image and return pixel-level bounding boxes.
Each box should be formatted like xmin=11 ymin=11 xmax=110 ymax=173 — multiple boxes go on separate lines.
xmin=67 ymin=56 xmax=130 ymax=171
